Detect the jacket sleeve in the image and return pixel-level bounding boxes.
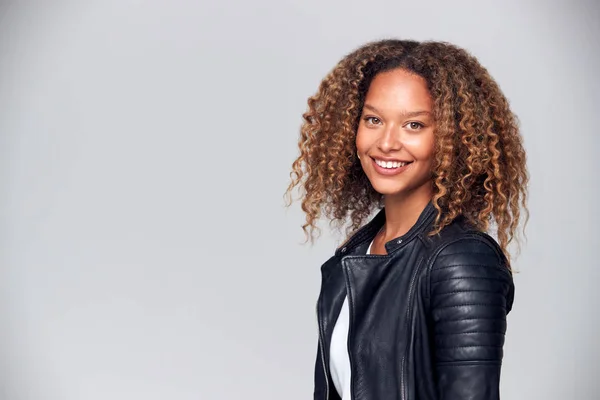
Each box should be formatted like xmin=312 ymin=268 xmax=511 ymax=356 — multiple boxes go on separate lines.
xmin=429 ymin=236 xmax=515 ymax=400
xmin=313 ymin=339 xmax=326 ymax=400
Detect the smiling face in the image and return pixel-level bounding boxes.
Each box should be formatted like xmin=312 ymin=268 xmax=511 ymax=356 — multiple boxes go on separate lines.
xmin=356 ymin=68 xmax=436 ymax=202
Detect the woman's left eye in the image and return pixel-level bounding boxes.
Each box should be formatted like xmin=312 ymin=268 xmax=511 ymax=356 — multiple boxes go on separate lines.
xmin=407 ymin=122 xmax=424 ymax=130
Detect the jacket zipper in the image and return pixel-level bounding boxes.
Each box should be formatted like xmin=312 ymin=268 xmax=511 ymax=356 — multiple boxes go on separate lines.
xmin=316 ymin=301 xmax=330 ymax=400
xmin=400 ymin=258 xmax=426 ymax=400
xmin=343 ymin=263 xmax=355 ymax=400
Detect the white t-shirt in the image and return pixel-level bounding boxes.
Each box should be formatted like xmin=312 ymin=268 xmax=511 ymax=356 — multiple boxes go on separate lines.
xmin=329 ymin=239 xmax=374 ymax=399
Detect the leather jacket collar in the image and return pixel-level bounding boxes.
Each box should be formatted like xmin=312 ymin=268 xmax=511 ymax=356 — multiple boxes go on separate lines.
xmin=333 ymin=201 xmax=437 ymax=258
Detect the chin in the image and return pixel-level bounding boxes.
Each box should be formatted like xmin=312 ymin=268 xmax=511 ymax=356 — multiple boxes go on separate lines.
xmin=367 ymin=176 xmax=432 ymax=199
xmin=369 ymin=182 xmax=408 ymax=196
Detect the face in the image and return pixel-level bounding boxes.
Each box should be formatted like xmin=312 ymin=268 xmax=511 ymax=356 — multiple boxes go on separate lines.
xmin=356 ymin=68 xmax=435 ymax=201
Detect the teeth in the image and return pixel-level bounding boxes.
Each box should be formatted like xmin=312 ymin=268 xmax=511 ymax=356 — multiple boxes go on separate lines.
xmin=375 ymin=159 xmax=407 ymax=169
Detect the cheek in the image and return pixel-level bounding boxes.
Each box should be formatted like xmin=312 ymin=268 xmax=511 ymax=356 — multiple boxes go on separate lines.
xmin=410 ymin=133 xmax=435 ymax=160
xmin=355 ymin=128 xmax=369 ymax=153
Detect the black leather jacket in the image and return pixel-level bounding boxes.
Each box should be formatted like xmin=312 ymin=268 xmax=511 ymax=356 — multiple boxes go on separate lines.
xmin=314 ymin=202 xmax=515 ymax=400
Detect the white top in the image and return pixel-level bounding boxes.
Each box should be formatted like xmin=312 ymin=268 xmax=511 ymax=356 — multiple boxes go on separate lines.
xmin=329 ymin=239 xmax=374 ymax=399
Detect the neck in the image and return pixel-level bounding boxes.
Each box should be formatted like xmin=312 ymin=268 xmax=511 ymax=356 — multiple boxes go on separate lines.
xmin=381 ymin=184 xmax=433 ymax=240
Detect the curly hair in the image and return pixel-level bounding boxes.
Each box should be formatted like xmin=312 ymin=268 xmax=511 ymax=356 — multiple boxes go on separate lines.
xmin=285 ymin=39 xmax=528 ymax=262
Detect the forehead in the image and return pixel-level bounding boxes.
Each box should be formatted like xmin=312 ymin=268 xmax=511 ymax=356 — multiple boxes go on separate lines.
xmin=365 ymin=69 xmax=433 ymax=111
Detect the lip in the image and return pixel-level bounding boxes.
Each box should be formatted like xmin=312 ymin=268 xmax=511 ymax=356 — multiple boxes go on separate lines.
xmin=371 ymin=156 xmax=412 ymax=163
xmin=371 ymin=156 xmax=410 ymax=163
xmin=371 ymin=157 xmax=413 ymax=176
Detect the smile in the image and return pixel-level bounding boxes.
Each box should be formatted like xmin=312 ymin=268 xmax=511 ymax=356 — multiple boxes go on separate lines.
xmin=374 ymin=159 xmax=411 ymax=169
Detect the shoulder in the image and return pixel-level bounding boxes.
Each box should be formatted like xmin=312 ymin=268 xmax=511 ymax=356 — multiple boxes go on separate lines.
xmin=422 ymin=218 xmax=515 ymax=311
xmin=424 ymin=217 xmax=507 ymax=270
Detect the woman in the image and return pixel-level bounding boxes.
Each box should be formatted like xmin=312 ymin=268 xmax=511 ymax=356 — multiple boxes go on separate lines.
xmin=286 ymin=39 xmax=528 ymax=400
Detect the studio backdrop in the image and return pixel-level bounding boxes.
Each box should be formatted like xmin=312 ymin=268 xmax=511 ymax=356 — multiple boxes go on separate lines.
xmin=0 ymin=1 xmax=598 ymax=399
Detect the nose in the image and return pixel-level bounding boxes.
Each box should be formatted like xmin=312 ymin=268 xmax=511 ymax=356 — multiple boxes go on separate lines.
xmin=377 ymin=125 xmax=403 ymax=153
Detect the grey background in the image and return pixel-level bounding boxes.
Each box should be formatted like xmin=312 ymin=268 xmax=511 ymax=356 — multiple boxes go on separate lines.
xmin=0 ymin=0 xmax=598 ymax=399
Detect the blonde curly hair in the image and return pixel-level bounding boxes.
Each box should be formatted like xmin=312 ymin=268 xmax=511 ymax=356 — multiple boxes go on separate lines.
xmin=285 ymin=39 xmax=528 ymax=261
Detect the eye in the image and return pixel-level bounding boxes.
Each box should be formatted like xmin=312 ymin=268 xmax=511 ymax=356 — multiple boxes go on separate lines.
xmin=406 ymin=121 xmax=424 ymax=130
xmin=363 ymin=116 xmax=382 ymax=126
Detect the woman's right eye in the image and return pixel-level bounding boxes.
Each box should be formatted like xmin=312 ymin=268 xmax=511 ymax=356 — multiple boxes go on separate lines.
xmin=363 ymin=116 xmax=381 ymax=126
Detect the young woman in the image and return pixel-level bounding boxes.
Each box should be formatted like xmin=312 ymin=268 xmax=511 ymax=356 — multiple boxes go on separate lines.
xmin=286 ymin=39 xmax=528 ymax=400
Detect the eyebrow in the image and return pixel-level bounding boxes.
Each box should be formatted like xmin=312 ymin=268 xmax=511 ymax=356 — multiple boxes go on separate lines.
xmin=363 ymin=104 xmax=432 ymax=118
